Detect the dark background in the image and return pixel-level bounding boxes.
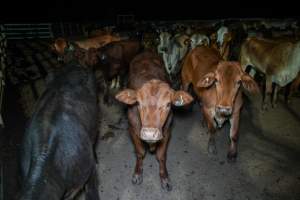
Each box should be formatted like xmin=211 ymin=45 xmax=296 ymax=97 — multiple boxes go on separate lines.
xmin=0 ymin=0 xmax=300 ymax=22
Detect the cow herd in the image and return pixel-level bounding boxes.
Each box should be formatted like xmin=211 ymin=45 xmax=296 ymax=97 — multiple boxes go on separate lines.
xmin=18 ymin=21 xmax=300 ymax=199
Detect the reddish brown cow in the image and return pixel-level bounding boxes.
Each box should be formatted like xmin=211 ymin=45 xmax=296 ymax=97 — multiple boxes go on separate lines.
xmin=181 ymin=46 xmax=259 ymax=162
xmin=115 ymin=51 xmax=193 ymax=191
xmin=97 ymin=40 xmax=142 ymax=105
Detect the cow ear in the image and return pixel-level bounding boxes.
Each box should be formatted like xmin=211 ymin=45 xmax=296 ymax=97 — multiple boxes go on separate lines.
xmin=184 ymin=38 xmax=191 ymax=46
xmin=172 ymin=90 xmax=194 ymax=106
xmin=241 ymin=74 xmax=259 ymax=94
xmin=115 ymin=89 xmax=137 ymax=105
xmin=196 ymin=72 xmax=216 ymax=88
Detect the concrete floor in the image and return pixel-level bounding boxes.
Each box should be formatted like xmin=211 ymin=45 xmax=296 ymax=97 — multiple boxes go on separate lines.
xmin=2 ymin=39 xmax=300 ymax=200
xmin=96 ymin=93 xmax=300 ymax=200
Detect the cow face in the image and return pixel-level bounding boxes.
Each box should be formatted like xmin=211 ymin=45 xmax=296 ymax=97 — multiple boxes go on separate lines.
xmin=157 ymin=32 xmax=172 ymax=54
xmin=190 ymin=34 xmax=210 ymax=49
xmin=116 ymin=79 xmax=193 ymax=143
xmin=50 ymin=38 xmax=75 ymax=62
xmin=197 ymin=61 xmax=258 ymax=120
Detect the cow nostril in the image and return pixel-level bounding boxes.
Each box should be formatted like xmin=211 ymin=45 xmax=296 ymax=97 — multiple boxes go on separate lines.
xmin=216 ymin=106 xmax=232 ymax=116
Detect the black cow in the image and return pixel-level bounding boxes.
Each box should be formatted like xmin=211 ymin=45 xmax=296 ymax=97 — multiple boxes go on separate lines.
xmin=19 ymin=61 xmax=100 ymax=200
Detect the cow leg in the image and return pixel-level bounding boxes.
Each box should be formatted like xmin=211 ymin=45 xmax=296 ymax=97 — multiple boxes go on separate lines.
xmin=110 ymin=78 xmax=116 ymax=89
xmin=272 ymin=84 xmax=279 ymax=108
xmin=116 ymin=76 xmax=120 ymax=89
xmin=262 ymin=76 xmax=272 ymax=111
xmin=203 ymin=107 xmax=217 ymax=155
xmin=128 ymin=108 xmax=145 ymax=185
xmin=284 ymin=82 xmax=292 ymax=104
xmin=156 ymin=129 xmax=172 ymax=191
xmin=84 ymin=167 xmax=100 ymax=200
xmin=103 ymin=80 xmax=109 ymax=104
xmin=227 ymin=111 xmax=240 ymax=163
xmin=286 ymin=73 xmax=300 ymax=104
xmin=129 ymin=125 xmax=145 ymax=185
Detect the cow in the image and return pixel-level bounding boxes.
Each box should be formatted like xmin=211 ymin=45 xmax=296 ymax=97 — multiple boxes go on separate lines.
xmin=160 ymin=33 xmax=191 ymax=87
xmin=210 ymin=26 xmax=233 ymax=60
xmin=240 ymin=37 xmax=300 ymax=110
xmin=50 ymin=34 xmax=122 ymax=62
xmin=190 ymin=33 xmax=210 ymax=49
xmin=141 ymin=32 xmax=160 ymax=51
xmin=157 ymin=31 xmax=172 ymax=55
xmin=96 ymin=40 xmax=142 ymax=105
xmin=115 ymin=51 xmax=193 ymax=191
xmin=181 ymin=46 xmax=259 ymax=162
xmin=19 ymin=60 xmax=100 ymax=200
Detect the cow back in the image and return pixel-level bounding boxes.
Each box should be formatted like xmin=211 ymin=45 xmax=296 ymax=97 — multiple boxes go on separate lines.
xmin=128 ymin=51 xmax=169 ymax=90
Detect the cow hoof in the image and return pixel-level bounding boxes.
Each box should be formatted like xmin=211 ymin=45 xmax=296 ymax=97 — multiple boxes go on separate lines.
xmin=208 ymin=140 xmax=217 ymax=155
xmin=132 ymin=173 xmax=143 ymax=185
xmin=262 ymin=103 xmax=269 ymax=111
xmin=227 ymin=152 xmax=237 ymax=163
xmin=161 ymin=178 xmax=172 ymax=191
xmin=272 ymin=103 xmax=278 ymax=109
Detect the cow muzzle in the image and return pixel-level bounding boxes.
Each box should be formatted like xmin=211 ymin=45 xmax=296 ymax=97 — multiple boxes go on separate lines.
xmin=215 ymin=105 xmax=232 ymax=117
xmin=140 ymin=127 xmax=163 ymax=143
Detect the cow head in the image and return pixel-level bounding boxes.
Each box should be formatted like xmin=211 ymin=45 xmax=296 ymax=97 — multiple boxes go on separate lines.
xmin=157 ymin=32 xmax=172 ymax=54
xmin=190 ymin=34 xmax=210 ymax=49
xmin=163 ymin=35 xmax=190 ymax=74
xmin=196 ymin=61 xmax=259 ymax=125
xmin=50 ymin=38 xmax=76 ymax=62
xmin=116 ymin=79 xmax=193 ymax=143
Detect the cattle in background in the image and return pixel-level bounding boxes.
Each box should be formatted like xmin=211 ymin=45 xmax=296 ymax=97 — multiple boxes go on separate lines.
xmin=210 ymin=26 xmax=233 ymax=60
xmin=115 ymin=51 xmax=193 ymax=191
xmin=19 ymin=61 xmax=100 ymax=200
xmin=190 ymin=33 xmax=210 ymax=49
xmin=240 ymin=37 xmax=300 ymax=110
xmin=157 ymin=31 xmax=172 ymax=55
xmin=141 ymin=32 xmax=159 ymax=51
xmin=50 ymin=34 xmax=122 ymax=61
xmin=160 ymin=33 xmax=191 ymax=86
xmin=96 ymin=40 xmax=142 ymax=105
xmin=181 ymin=46 xmax=258 ymax=162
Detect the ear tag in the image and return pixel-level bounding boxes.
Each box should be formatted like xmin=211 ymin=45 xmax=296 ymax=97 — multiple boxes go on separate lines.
xmin=205 ymin=77 xmax=209 ymax=83
xmin=175 ymin=95 xmax=184 ymax=106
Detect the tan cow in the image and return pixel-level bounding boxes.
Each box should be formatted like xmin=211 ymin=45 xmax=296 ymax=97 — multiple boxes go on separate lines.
xmin=240 ymin=37 xmax=300 ymax=109
xmin=181 ymin=46 xmax=259 ymax=162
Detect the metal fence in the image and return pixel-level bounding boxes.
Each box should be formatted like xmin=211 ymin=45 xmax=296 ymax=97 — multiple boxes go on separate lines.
xmin=0 ymin=27 xmax=6 ymax=127
xmin=1 ymin=23 xmax=53 ymax=39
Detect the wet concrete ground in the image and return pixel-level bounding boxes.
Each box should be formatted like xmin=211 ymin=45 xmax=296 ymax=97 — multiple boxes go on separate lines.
xmin=96 ymin=93 xmax=300 ymax=200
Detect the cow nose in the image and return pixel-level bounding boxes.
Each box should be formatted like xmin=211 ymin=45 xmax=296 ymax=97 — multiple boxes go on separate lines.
xmin=140 ymin=128 xmax=163 ymax=143
xmin=216 ymin=105 xmax=232 ymax=116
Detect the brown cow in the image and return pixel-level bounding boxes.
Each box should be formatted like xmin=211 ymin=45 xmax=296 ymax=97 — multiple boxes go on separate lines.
xmin=50 ymin=34 xmax=122 ymax=61
xmin=240 ymin=37 xmax=300 ymax=110
xmin=96 ymin=40 xmax=142 ymax=105
xmin=115 ymin=51 xmax=193 ymax=191
xmin=181 ymin=46 xmax=259 ymax=162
